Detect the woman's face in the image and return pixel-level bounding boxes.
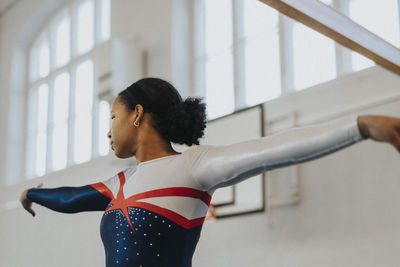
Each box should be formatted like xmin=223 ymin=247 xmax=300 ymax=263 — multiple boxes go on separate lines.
xmin=107 ymin=97 xmax=139 ymax=158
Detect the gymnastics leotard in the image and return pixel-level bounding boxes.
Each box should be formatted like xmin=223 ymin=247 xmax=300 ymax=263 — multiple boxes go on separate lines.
xmin=27 ymin=116 xmax=366 ymax=267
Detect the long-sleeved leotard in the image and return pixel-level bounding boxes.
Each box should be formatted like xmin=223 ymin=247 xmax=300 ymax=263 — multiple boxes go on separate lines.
xmin=27 ymin=116 xmax=366 ymax=267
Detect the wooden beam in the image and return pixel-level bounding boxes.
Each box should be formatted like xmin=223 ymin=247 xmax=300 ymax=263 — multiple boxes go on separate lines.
xmin=259 ymin=0 xmax=400 ymax=76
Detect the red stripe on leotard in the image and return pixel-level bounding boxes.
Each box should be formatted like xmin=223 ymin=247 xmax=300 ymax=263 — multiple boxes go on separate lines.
xmin=89 ymin=182 xmax=114 ymax=200
xmin=126 ymin=187 xmax=212 ymax=206
xmin=103 ymin=171 xmax=212 ymax=230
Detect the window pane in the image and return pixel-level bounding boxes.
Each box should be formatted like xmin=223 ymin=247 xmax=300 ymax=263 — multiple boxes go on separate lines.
xmin=206 ymin=51 xmax=234 ymax=120
xmin=52 ymin=122 xmax=68 ymax=171
xmin=98 ymin=100 xmax=110 ymax=156
xmin=54 ymin=72 xmax=70 ymax=122
xmin=77 ymin=0 xmax=94 ymax=55
xmin=36 ymin=131 xmax=47 ymax=177
xmin=29 ymin=84 xmax=49 ymax=177
xmin=74 ymin=60 xmax=94 ymax=115
xmin=349 ymin=0 xmax=399 ymax=71
xmin=245 ymin=36 xmax=281 ymax=106
xmin=351 ymin=53 xmax=374 ymax=72
xmin=37 ymin=84 xmax=49 ymax=132
xmin=52 ymin=72 xmax=69 ymax=171
xmin=39 ymin=40 xmax=50 ymax=78
xmin=349 ymin=0 xmax=399 ymax=47
xmin=100 ymin=0 xmax=110 ymax=41
xmin=244 ymin=0 xmax=281 ymax=106
xmin=74 ymin=115 xmax=92 ymax=164
xmin=205 ymin=0 xmax=232 ymax=56
xmin=74 ymin=60 xmax=93 ymax=163
xmin=244 ymin=0 xmax=278 ymax=38
xmin=55 ymin=15 xmax=71 ymax=67
xmin=293 ymin=22 xmax=336 ymax=90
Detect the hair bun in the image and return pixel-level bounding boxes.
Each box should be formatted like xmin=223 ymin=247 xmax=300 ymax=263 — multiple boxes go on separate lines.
xmin=166 ymin=97 xmax=207 ymax=146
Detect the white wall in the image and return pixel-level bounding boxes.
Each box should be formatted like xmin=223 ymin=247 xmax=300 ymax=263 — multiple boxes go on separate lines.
xmin=193 ymin=67 xmax=400 ymax=267
xmin=1 ymin=0 xmax=400 ymax=266
xmin=111 ymin=0 xmax=175 ymax=83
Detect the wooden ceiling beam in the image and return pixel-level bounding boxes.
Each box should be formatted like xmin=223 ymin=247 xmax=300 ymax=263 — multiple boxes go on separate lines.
xmin=259 ymin=0 xmax=400 ymax=75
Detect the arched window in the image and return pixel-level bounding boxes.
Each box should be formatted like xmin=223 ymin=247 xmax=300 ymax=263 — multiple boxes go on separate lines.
xmin=26 ymin=0 xmax=111 ymax=179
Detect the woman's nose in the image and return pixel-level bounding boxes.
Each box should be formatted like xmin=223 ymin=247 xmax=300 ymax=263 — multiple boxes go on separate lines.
xmin=107 ymin=130 xmax=111 ymax=139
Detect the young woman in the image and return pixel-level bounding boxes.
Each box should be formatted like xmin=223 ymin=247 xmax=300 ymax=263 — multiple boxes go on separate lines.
xmin=20 ymin=77 xmax=400 ymax=267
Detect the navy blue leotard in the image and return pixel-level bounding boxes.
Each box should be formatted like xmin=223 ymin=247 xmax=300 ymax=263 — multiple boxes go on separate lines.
xmin=26 ymin=116 xmax=366 ymax=266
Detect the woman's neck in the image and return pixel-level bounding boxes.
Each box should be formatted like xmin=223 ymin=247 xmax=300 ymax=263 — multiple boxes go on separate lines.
xmin=134 ymin=137 xmax=180 ymax=165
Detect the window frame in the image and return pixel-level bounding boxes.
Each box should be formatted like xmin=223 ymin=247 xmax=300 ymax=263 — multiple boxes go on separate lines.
xmin=24 ymin=0 xmax=110 ymax=180
xmin=194 ymin=0 xmax=400 ymax=119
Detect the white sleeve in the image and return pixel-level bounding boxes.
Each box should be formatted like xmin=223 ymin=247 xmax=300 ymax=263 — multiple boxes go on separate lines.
xmin=100 ymin=173 xmax=119 ymax=195
xmin=185 ymin=116 xmax=367 ymax=192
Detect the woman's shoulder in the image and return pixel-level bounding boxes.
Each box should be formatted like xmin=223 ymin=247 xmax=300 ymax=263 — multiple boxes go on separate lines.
xmin=181 ymin=144 xmax=218 ymax=164
xmin=184 ymin=144 xmax=217 ymax=152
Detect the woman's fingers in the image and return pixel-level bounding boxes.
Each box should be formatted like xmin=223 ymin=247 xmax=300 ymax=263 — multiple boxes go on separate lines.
xmin=28 ymin=208 xmax=35 ymax=217
xmin=392 ymin=135 xmax=400 ymax=153
xmin=27 ymin=184 xmax=42 ymax=216
xmin=21 ymin=197 xmax=35 ymax=217
xmin=20 ymin=185 xmax=41 ymax=217
xmin=386 ymin=119 xmax=400 ymax=152
xmin=25 ymin=203 xmax=35 ymax=217
xmin=361 ymin=115 xmax=400 ymax=152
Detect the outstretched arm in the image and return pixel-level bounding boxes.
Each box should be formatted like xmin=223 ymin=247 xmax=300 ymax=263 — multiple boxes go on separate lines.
xmin=186 ymin=115 xmax=400 ymax=192
xmin=20 ymin=174 xmax=118 ymax=215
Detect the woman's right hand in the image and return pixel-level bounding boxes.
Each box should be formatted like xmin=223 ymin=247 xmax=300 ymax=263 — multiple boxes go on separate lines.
xmin=20 ymin=183 xmax=43 ymax=217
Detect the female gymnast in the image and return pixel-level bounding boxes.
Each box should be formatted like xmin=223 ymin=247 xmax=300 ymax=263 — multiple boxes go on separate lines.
xmin=20 ymin=77 xmax=400 ymax=267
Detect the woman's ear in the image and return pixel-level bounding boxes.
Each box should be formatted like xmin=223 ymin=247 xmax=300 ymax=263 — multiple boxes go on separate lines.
xmin=135 ymin=104 xmax=143 ymax=115
xmin=134 ymin=104 xmax=144 ymax=119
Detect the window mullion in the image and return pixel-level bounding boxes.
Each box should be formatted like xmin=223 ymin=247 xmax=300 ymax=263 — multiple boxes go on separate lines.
xmin=398 ymin=0 xmax=400 ymax=43
xmin=194 ymin=0 xmax=206 ymax=99
xmin=71 ymin=0 xmax=78 ymax=60
xmin=68 ymin=64 xmax=76 ymax=167
xmin=30 ymin=77 xmax=48 ymax=89
xmin=47 ymin=26 xmax=56 ymax=174
xmin=232 ymin=0 xmax=246 ymax=110
xmin=46 ymin=75 xmax=55 ymax=173
xmin=333 ymin=0 xmax=351 ymax=76
xmin=92 ymin=0 xmax=99 ymax=157
xmin=68 ymin=2 xmax=76 ymax=167
xmin=95 ymin=0 xmax=101 ymax=43
xmin=23 ymin=51 xmax=32 ymax=180
xmin=278 ymin=13 xmax=294 ymax=95
xmin=92 ymin=51 xmax=100 ymax=157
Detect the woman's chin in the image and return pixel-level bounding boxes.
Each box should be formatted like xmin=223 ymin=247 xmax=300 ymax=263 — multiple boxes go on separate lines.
xmin=114 ymin=150 xmax=131 ymax=159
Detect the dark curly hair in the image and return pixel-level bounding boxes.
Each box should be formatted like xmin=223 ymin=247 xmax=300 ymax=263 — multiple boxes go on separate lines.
xmin=117 ymin=77 xmax=207 ymax=146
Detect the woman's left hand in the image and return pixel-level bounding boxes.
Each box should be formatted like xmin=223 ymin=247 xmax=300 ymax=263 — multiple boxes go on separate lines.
xmin=357 ymin=115 xmax=400 ymax=153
